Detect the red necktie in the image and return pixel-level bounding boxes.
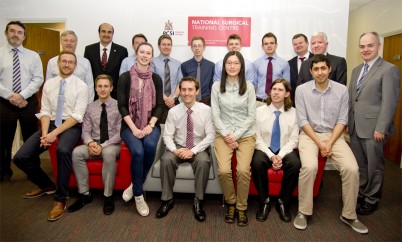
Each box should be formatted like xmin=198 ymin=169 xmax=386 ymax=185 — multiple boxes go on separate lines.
xmin=101 ymin=48 xmax=107 ymax=70
xmin=299 ymin=57 xmax=305 ymax=62
xmin=265 ymin=57 xmax=273 ymax=95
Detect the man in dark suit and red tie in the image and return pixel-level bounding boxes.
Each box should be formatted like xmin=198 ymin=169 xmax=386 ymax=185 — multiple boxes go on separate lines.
xmin=84 ymin=23 xmax=128 ymax=99
xmin=348 ymin=31 xmax=400 ymax=215
xmin=288 ymin=33 xmax=313 ymax=105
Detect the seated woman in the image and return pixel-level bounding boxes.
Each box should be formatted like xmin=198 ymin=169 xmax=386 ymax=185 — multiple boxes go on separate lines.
xmin=211 ymin=51 xmax=256 ymax=226
xmin=117 ymin=42 xmax=164 ymax=217
xmin=251 ymin=78 xmax=301 ymax=223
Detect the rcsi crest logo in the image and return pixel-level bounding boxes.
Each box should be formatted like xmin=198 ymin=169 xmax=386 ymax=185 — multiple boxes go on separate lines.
xmin=163 ymin=20 xmax=174 ymax=36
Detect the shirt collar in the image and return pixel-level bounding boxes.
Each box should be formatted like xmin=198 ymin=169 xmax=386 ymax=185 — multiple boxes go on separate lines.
xmin=265 ymin=53 xmax=278 ymax=60
xmin=7 ymin=43 xmax=23 ymax=53
xmin=100 ymin=42 xmax=112 ymax=51
xmin=365 ymin=55 xmax=380 ymax=68
xmin=268 ymin=103 xmax=285 ymax=113
xmin=98 ymin=96 xmax=113 ymax=107
xmin=311 ymin=79 xmax=332 ymax=93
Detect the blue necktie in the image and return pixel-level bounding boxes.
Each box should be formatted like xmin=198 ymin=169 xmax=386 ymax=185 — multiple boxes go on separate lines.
xmin=55 ymin=79 xmax=66 ymax=127
xmin=356 ymin=63 xmax=369 ymax=93
xmin=270 ymin=111 xmax=281 ymax=154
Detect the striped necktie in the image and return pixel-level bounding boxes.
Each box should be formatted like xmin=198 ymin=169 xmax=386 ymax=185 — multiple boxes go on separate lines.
xmin=55 ymin=79 xmax=66 ymax=127
xmin=12 ymin=48 xmax=21 ymax=93
xmin=186 ymin=108 xmax=194 ymax=149
xmin=356 ymin=63 xmax=369 ymax=93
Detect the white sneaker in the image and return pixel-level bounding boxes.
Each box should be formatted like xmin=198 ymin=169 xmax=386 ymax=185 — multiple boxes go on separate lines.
xmin=135 ymin=195 xmax=149 ymax=216
xmin=122 ymin=183 xmax=133 ymax=202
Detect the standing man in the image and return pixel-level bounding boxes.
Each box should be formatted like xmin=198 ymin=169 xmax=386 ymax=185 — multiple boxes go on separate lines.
xmin=0 ymin=21 xmax=43 ymax=181
xmin=84 ymin=23 xmax=128 ymax=99
xmin=213 ymin=34 xmax=255 ymax=84
xmin=151 ymin=34 xmax=183 ymax=123
xmin=13 ymin=51 xmax=88 ymax=222
xmin=46 ymin=30 xmax=94 ymax=102
xmin=253 ymin=32 xmax=290 ymax=106
xmin=348 ymin=32 xmax=400 ymax=215
xmin=181 ymin=36 xmax=214 ymax=106
xmin=293 ymin=54 xmax=367 ymax=234
xmin=297 ymin=32 xmax=347 ymax=87
xmin=251 ymin=78 xmax=300 ymax=223
xmin=288 ymin=33 xmax=313 ymax=103
xmin=119 ymin=33 xmax=147 ymax=75
xmin=155 ymin=76 xmax=214 ymax=222
xmin=67 ymin=74 xmax=121 ymax=216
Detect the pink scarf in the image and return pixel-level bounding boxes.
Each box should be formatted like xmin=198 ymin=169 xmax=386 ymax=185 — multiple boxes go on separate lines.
xmin=128 ymin=64 xmax=156 ymax=129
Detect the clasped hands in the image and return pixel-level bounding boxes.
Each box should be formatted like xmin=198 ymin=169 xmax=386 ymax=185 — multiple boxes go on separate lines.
xmin=173 ymin=148 xmax=194 ymax=160
xmin=132 ymin=125 xmax=153 ymax=139
xmin=164 ymin=96 xmax=175 ymax=109
xmin=88 ymin=141 xmax=102 ymax=156
xmin=9 ymin=93 xmax=27 ymax=108
xmin=224 ymin=133 xmax=239 ymax=150
xmin=39 ymin=132 xmax=57 ymax=148
xmin=271 ymin=155 xmax=283 ymax=170
xmin=318 ymin=141 xmax=333 ymax=157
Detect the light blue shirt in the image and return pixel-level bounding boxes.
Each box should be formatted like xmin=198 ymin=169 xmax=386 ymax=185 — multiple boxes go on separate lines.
xmin=295 ymin=80 xmax=348 ymax=133
xmin=0 ymin=44 xmax=43 ymax=100
xmin=211 ymin=80 xmax=256 ymax=140
xmin=151 ymin=54 xmax=183 ymax=96
xmin=119 ymin=55 xmax=136 ymax=75
xmin=213 ymin=58 xmax=255 ymax=84
xmin=46 ymin=55 xmax=94 ymax=102
xmin=253 ymin=53 xmax=290 ymax=100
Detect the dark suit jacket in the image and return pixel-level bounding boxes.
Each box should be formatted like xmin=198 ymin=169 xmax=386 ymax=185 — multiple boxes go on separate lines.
xmin=288 ymin=52 xmax=313 ymax=104
xmin=296 ymin=53 xmax=347 ymax=89
xmin=348 ymin=57 xmax=400 ymax=138
xmin=84 ymin=42 xmax=128 ymax=99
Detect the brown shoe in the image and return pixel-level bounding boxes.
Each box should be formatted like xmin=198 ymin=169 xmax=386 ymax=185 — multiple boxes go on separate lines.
xmin=24 ymin=184 xmax=56 ymax=199
xmin=48 ymin=201 xmax=66 ymax=221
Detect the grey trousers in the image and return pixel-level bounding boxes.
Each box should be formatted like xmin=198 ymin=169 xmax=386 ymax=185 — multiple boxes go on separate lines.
xmin=160 ymin=148 xmax=211 ymax=201
xmin=72 ymin=144 xmax=120 ymax=197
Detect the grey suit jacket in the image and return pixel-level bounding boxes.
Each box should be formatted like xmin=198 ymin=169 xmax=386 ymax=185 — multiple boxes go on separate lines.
xmin=348 ymin=57 xmax=400 ymax=139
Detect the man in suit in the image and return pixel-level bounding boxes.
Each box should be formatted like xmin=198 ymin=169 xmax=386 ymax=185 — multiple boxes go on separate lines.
xmin=0 ymin=21 xmax=43 ymax=181
xmin=296 ymin=32 xmax=347 ymax=88
xmin=348 ymin=31 xmax=400 ymax=215
xmin=84 ymin=23 xmax=128 ymax=99
xmin=288 ymin=33 xmax=313 ymax=104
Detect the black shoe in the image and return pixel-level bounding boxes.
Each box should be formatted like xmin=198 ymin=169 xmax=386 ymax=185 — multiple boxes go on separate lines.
xmin=193 ymin=201 xmax=206 ymax=222
xmin=155 ymin=199 xmax=174 ymax=218
xmin=357 ymin=201 xmax=378 ymax=215
xmin=67 ymin=193 xmax=93 ymax=213
xmin=237 ymin=209 xmax=249 ymax=226
xmin=276 ymin=199 xmax=291 ymax=223
xmin=256 ymin=201 xmax=271 ymax=222
xmin=103 ymin=195 xmax=115 ymax=215
xmin=224 ymin=203 xmax=236 ymax=223
xmin=357 ymin=196 xmax=364 ymax=205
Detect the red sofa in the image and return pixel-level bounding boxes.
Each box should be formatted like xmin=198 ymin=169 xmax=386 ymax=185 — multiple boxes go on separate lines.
xmin=231 ymin=153 xmax=327 ymax=197
xmin=49 ymin=140 xmax=131 ymax=190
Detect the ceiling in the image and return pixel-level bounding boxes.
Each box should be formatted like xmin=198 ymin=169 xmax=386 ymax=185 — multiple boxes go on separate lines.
xmin=349 ymin=0 xmax=375 ymax=12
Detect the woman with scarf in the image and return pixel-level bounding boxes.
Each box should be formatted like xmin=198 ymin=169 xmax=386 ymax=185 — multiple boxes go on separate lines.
xmin=118 ymin=42 xmax=164 ymax=217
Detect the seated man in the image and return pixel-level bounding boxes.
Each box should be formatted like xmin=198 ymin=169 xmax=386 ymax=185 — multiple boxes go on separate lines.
xmin=13 ymin=51 xmax=88 ymax=221
xmin=156 ymin=76 xmax=214 ymax=222
xmin=294 ymin=54 xmax=368 ymax=234
xmin=67 ymin=74 xmax=121 ymax=215
xmin=251 ymin=78 xmax=300 ymax=223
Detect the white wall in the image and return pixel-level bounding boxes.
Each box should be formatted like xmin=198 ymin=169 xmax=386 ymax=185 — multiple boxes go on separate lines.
xmin=0 ymin=0 xmax=349 ymax=63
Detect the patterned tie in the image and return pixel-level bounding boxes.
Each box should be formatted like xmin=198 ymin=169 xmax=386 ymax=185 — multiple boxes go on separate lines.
xmin=101 ymin=48 xmax=107 ymax=70
xmin=196 ymin=62 xmax=201 ymax=101
xmin=12 ymin=48 xmax=21 ymax=93
xmin=270 ymin=111 xmax=281 ymax=154
xmin=356 ymin=63 xmax=369 ymax=93
xmin=100 ymin=103 xmax=109 ymax=144
xmin=164 ymin=58 xmax=171 ymax=96
xmin=265 ymin=57 xmax=273 ymax=95
xmin=55 ymin=79 xmax=66 ymax=127
xmin=186 ymin=108 xmax=194 ymax=149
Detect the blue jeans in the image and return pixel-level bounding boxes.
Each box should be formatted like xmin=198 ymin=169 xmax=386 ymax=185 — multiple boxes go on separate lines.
xmin=121 ymin=126 xmax=161 ymax=196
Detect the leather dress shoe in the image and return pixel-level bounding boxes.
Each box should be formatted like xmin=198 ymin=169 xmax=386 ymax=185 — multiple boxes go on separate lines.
xmin=103 ymin=195 xmax=115 ymax=215
xmin=224 ymin=203 xmax=236 ymax=223
xmin=156 ymin=199 xmax=174 ymax=218
xmin=193 ymin=201 xmax=206 ymax=222
xmin=237 ymin=209 xmax=249 ymax=226
xmin=256 ymin=202 xmax=271 ymax=222
xmin=276 ymin=199 xmax=291 ymax=222
xmin=357 ymin=201 xmax=378 ymax=215
xmin=48 ymin=201 xmax=66 ymax=221
xmin=67 ymin=193 xmax=93 ymax=213
xmin=23 ymin=184 xmax=56 ymax=199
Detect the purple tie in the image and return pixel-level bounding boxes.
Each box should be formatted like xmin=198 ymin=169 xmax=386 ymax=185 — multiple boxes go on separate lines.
xmin=265 ymin=57 xmax=273 ymax=95
xmin=186 ymin=108 xmax=194 ymax=149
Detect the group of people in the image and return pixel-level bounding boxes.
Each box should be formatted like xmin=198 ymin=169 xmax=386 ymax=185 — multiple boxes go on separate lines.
xmin=0 ymin=20 xmax=400 ymax=235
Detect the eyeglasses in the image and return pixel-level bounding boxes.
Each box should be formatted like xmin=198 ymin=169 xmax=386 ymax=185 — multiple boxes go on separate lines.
xmin=225 ymin=62 xmax=241 ymax=67
xmin=60 ymin=60 xmax=75 ymax=65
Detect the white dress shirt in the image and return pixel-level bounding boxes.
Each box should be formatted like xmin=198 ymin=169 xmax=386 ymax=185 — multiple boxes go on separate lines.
xmin=0 ymin=44 xmax=43 ymax=99
xmin=46 ymin=55 xmax=94 ymax=102
xmin=163 ymin=102 xmax=215 ymax=155
xmin=99 ymin=42 xmax=112 ymax=61
xmin=255 ymin=104 xmax=299 ymax=159
xmin=36 ymin=74 xmax=88 ymax=123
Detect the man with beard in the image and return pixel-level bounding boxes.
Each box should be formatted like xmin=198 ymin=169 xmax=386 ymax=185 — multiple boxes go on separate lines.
xmin=13 ymin=51 xmax=88 ymax=222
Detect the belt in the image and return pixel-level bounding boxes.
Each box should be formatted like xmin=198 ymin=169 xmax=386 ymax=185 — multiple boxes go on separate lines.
xmin=256 ymin=98 xmax=267 ymax=102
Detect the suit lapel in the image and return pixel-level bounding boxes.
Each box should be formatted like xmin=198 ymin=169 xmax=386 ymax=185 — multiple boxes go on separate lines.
xmin=357 ymin=57 xmax=383 ymax=98
xmin=107 ymin=42 xmax=117 ymax=70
